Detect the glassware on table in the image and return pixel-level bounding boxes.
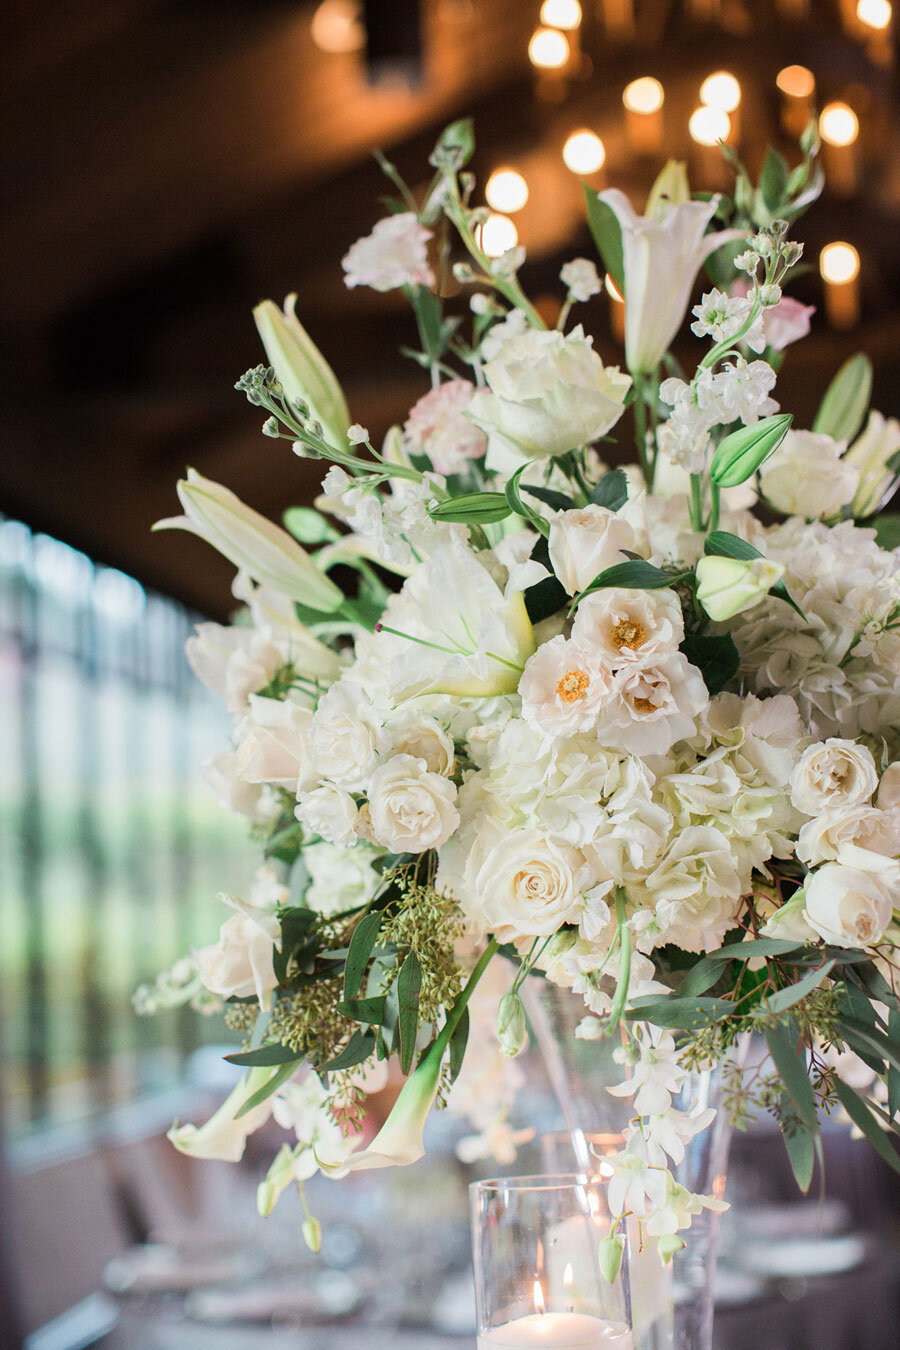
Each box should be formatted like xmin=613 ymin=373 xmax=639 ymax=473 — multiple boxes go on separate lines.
xmin=470 ymin=1173 xmax=633 ymax=1348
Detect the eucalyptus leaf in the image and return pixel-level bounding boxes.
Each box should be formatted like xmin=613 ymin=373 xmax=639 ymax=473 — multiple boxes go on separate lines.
xmin=318 ymin=1028 xmax=376 ymax=1072
xmin=755 ymin=959 xmax=835 ymax=1017
xmin=344 ymin=911 xmax=383 ymax=1000
xmin=337 ymin=995 xmax=387 ymax=1025
xmin=766 ymin=1024 xmax=818 ymax=1130
xmin=624 ymin=995 xmax=733 ymax=1029
xmin=225 ymin=1043 xmax=301 ymax=1068
xmin=397 ymin=951 xmax=423 ymax=1076
xmin=234 ymin=1061 xmax=300 ymax=1119
xmin=708 ymin=937 xmax=805 ymax=962
xmin=783 ymin=1119 xmax=816 ymax=1193
xmin=449 ymin=1005 xmax=470 ymax=1082
xmin=833 ymin=1079 xmax=900 ymax=1177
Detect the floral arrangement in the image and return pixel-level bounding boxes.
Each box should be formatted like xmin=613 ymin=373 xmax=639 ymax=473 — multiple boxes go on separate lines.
xmin=142 ymin=118 xmax=900 ymax=1271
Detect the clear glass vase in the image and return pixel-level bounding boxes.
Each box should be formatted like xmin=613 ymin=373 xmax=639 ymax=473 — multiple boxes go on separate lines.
xmin=523 ymin=977 xmax=736 ymax=1350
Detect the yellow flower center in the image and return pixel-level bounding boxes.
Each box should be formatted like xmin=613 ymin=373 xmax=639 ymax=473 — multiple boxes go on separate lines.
xmin=632 ymin=696 xmax=656 ymax=714
xmin=612 ymin=619 xmax=647 ymax=650
xmin=556 ymin=669 xmax=589 ymax=703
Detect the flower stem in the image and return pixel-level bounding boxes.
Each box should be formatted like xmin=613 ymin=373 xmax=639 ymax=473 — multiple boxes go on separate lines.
xmin=689 ymin=474 xmax=705 ymax=532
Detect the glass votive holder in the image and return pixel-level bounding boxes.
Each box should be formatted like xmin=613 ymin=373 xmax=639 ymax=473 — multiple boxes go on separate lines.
xmin=470 ymin=1173 xmax=633 ymax=1347
xmin=539 ymin=1131 xmax=623 ymax=1177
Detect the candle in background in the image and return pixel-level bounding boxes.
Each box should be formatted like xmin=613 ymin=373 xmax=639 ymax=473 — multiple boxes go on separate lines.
xmin=562 ymin=129 xmax=607 ymax=180
xmin=529 ymin=25 xmax=571 ymax=101
xmin=622 ymin=77 xmax=664 ymax=153
xmin=688 ymin=104 xmax=731 ymax=184
xmin=477 ymin=1310 xmax=634 ymax=1346
xmin=485 ymin=167 xmax=530 ymax=214
xmin=540 ymin=0 xmax=583 ymax=66
xmin=820 ymin=241 xmax=861 ymax=328
xmin=857 ymin=0 xmax=894 ymax=64
xmin=776 ymin=0 xmax=809 ymax=14
xmin=600 ymin=0 xmax=635 ymax=38
xmin=819 ymin=100 xmax=860 ymax=194
xmin=480 ymin=213 xmax=519 ymax=259
xmin=699 ymin=70 xmax=742 ymax=143
xmin=777 ymin=63 xmax=815 ymax=136
xmin=605 ymin=274 xmax=625 ymax=344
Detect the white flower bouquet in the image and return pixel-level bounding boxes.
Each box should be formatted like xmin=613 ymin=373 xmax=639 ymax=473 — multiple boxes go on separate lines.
xmin=143 ymin=118 xmax=900 ymax=1268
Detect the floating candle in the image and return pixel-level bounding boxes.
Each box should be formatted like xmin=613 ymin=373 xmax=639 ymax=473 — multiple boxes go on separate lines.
xmin=478 ymin=1312 xmax=634 ymax=1347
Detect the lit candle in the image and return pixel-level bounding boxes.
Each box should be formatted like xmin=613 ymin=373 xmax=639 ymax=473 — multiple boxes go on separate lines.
xmin=776 ymin=64 xmax=815 ymax=137
xmin=819 ymin=101 xmax=860 ymax=195
xmin=622 ymin=77 xmax=664 ymax=154
xmin=478 ymin=1312 xmax=634 ymax=1347
xmin=820 ymin=241 xmax=861 ymax=329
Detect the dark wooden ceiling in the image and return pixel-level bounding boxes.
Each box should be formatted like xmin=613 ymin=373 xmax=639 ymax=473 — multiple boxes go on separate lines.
xmin=2 ymin=0 xmax=899 ymax=617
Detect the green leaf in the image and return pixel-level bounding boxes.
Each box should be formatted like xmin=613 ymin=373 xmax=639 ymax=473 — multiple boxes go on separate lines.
xmin=766 ymin=1024 xmax=818 ymax=1130
xmin=522 ymin=484 xmax=575 ymax=513
xmin=448 ymin=1005 xmax=470 ymax=1082
xmin=397 ymin=951 xmax=423 ymax=1076
xmin=583 ymin=185 xmax=624 ymax=294
xmin=833 ymin=1079 xmax=900 ymax=1177
xmin=755 ymin=959 xmax=835 ymax=1016
xmin=524 ymin=575 xmax=568 ymax=625
xmin=429 ymin=491 xmax=511 ymax=525
xmin=760 ymin=147 xmax=790 ymax=213
xmin=710 ymin=413 xmax=793 ymax=487
xmin=283 ymin=506 xmax=340 ymax=544
xmin=234 ymin=1061 xmax=299 ymax=1119
xmin=783 ymin=1119 xmax=816 ymax=1193
xmin=889 ymin=1010 xmax=900 ymax=1119
xmin=274 ymin=907 xmax=318 ymax=983
xmin=337 ymin=995 xmax=387 ymax=1025
xmin=873 ymin=513 xmax=900 ymax=551
xmin=429 ymin=117 xmax=475 ymax=171
xmin=505 ymin=465 xmax=550 ymax=538
xmin=590 ymin=469 xmax=629 ymax=511
xmin=677 ymin=956 xmax=728 ymax=997
xmin=573 ymin=561 xmax=689 ymax=611
xmin=836 ymin=1016 xmax=900 ymax=1076
xmin=708 ymin=937 xmax=806 ymax=962
xmin=680 ymin=633 xmax=740 ymax=695
xmin=344 ymin=912 xmax=383 ymax=1000
xmin=225 ymin=1043 xmax=301 ymax=1068
xmin=265 ymin=823 xmax=306 ymax=865
xmin=813 ymin=353 xmax=873 ymax=444
xmin=624 ymin=995 xmax=733 ymax=1030
xmin=318 ymin=1028 xmax=376 ymax=1072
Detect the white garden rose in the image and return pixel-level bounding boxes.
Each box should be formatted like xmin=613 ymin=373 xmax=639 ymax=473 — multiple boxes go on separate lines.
xmin=803 ymin=863 xmax=895 ymax=947
xmin=638 ymin=825 xmax=743 ymax=953
xmin=518 ymin=635 xmax=611 ymax=738
xmin=295 ymin=783 xmax=359 ymax=847
xmin=195 ymin=895 xmax=280 ymax=1008
xmin=473 ymin=828 xmax=584 ymax=944
xmin=309 ymin=681 xmax=388 ymax=791
xmin=759 ymin=430 xmax=860 ymax=520
xmin=596 ymin=654 xmax=708 ymax=756
xmin=797 ymin=806 xmax=900 ymax=867
xmin=548 ymin=506 xmax=637 ymax=596
xmin=877 ymin=762 xmax=900 ymax=810
xmin=367 ymin=754 xmax=459 ymax=853
xmin=572 ymin=587 xmax=684 ymax=666
xmin=466 ymin=325 xmax=631 ymax=468
xmin=790 ymin=738 xmax=879 ymax=815
xmin=386 ymin=712 xmax=455 ymax=775
xmin=202 ymin=751 xmax=269 ymax=819
xmin=236 ymin=693 xmax=314 ymax=790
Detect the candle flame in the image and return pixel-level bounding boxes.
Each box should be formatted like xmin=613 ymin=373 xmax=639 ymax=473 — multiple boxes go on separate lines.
xmin=564 ymin=1262 xmax=574 ymax=1289
xmin=533 ymin=1279 xmax=545 ymax=1315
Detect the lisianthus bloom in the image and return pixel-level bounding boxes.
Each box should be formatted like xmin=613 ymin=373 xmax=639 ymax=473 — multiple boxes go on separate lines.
xmin=403 ymin=379 xmax=487 ymax=474
xmin=342 ymin=212 xmax=434 ymax=292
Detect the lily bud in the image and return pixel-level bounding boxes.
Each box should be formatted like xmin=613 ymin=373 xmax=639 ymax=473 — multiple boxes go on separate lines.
xmin=597 ymin=1233 xmax=625 ymax=1284
xmin=496 ymin=991 xmax=528 ymax=1058
xmin=254 ymin=297 xmax=350 ymax=449
xmin=845 ymin=410 xmax=900 ymax=517
xmin=813 ymin=352 xmax=872 ymax=446
xmin=709 ymin=413 xmax=793 ymax=488
xmin=154 ymin=469 xmax=343 ymax=612
xmin=645 ymin=160 xmax=690 ymax=218
xmin=696 ymin=555 xmax=785 ymax=621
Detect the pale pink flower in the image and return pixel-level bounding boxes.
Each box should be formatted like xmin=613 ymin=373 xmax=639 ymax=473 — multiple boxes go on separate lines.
xmin=518 ymin=635 xmax=612 ymax=738
xmin=342 ymin=213 xmax=434 ymax=292
xmin=403 ymin=379 xmax=487 ymax=474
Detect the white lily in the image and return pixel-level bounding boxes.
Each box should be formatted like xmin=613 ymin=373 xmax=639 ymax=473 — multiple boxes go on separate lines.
xmin=254 ymin=295 xmax=351 ymax=450
xmin=168 ymin=1067 xmax=278 ymax=1162
xmin=154 ymin=469 xmax=343 ymax=612
xmin=597 ymin=189 xmax=745 ymax=374
xmin=845 ymin=410 xmax=900 ymax=517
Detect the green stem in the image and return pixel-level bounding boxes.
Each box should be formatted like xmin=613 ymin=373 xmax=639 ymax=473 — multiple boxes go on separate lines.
xmin=438 ymin=939 xmax=499 ymax=1050
xmin=604 ymin=889 xmax=632 ymax=1039
xmin=689 ymin=474 xmax=705 ymax=532
xmin=445 ymin=201 xmax=545 ymax=330
xmin=708 ymin=481 xmax=721 ymax=534
xmin=633 ymin=374 xmax=651 ymax=486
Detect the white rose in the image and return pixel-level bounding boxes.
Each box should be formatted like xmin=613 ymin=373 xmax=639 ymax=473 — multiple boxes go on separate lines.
xmin=797 ymin=806 xmax=900 ymax=867
xmin=195 ymin=897 xmax=280 ymax=1007
xmin=518 ymin=635 xmax=611 ymax=738
xmin=295 ymin=784 xmax=358 ymax=847
xmin=759 ymin=430 xmax=860 ymax=520
xmin=236 ymin=694 xmax=313 ymax=789
xmin=803 ymin=864 xmax=894 ymax=947
xmin=596 ymin=653 xmax=709 ymax=756
xmin=367 ymin=754 xmax=459 ymax=853
xmin=386 ymin=712 xmax=455 ymax=775
xmin=202 ymin=751 xmax=267 ymax=818
xmin=877 ymin=762 xmax=900 ymax=810
xmin=640 ymin=825 xmax=743 ymax=953
xmin=466 ymin=325 xmax=631 ymax=468
xmin=185 ymin=623 xmax=248 ymax=701
xmin=474 ymin=828 xmax=584 ymax=944
xmin=790 ymin=738 xmax=879 ymax=815
xmin=572 ymin=586 xmax=684 ymax=665
xmin=548 ymin=505 xmax=636 ymax=596
xmin=310 ymin=681 xmax=387 ymax=791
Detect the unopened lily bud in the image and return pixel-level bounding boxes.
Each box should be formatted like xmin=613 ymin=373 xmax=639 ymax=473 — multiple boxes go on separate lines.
xmin=497 ymin=991 xmax=528 ymax=1059
xmin=709 ymin=412 xmax=793 ymax=487
xmin=845 ymin=410 xmax=900 ymax=517
xmin=302 ymin=1216 xmax=323 ymax=1253
xmin=253 ymin=297 xmax=350 ymax=450
xmin=696 ymin=555 xmax=785 ymax=621
xmin=597 ymin=1233 xmax=625 ymax=1284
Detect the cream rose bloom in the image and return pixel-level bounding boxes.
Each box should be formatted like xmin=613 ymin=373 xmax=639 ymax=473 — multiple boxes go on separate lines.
xmin=759 ymin=430 xmax=860 ymax=520
xmin=596 ymin=654 xmax=708 ymax=756
xmin=797 ymin=806 xmax=900 ymax=867
xmin=386 ymin=712 xmax=455 ymax=775
xmin=367 ymin=754 xmax=459 ymax=853
xmin=790 ymin=738 xmax=879 ymax=815
xmin=803 ymin=863 xmax=895 ymax=947
xmin=473 ymin=828 xmax=584 ymax=944
xmin=572 ymin=586 xmax=684 ymax=665
xmin=518 ymin=635 xmax=612 ymax=738
xmin=877 ymin=762 xmax=900 ymax=810
xmin=295 ymin=783 xmax=359 ymax=847
xmin=236 ymin=693 xmax=313 ymax=790
xmin=466 ymin=325 xmax=631 ymax=469
xmin=548 ymin=506 xmax=637 ymax=596
xmin=310 ymin=681 xmax=388 ymax=791
xmin=195 ymin=895 xmax=280 ymax=1008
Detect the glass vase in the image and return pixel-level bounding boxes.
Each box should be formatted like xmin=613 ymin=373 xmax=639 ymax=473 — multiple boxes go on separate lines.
xmin=523 ymin=978 xmax=736 ymax=1350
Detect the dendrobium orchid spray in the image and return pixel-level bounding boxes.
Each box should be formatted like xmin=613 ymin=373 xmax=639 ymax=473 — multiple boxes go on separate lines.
xmin=143 ymin=118 xmax=900 ymax=1273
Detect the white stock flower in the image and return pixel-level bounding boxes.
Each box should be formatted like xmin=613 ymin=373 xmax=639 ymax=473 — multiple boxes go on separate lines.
xmin=548 ymin=505 xmax=636 ymax=596
xmin=845 ymin=410 xmax=900 ymax=517
xmin=309 ymin=681 xmax=388 ymax=791
xmin=236 ymin=694 xmax=314 ymax=790
xmin=700 ymin=359 xmax=778 ymax=425
xmin=572 ymin=587 xmax=684 ymax=665
xmin=386 ymin=712 xmax=455 ymax=775
xmin=597 ymin=189 xmax=744 ymax=374
xmin=195 ymin=892 xmax=281 ymax=1008
xmin=342 ymin=212 xmax=434 ymax=291
xmin=790 ymin=739 xmax=879 ymax=815
xmin=560 ymin=257 xmax=602 ymax=302
xmin=295 ymin=783 xmax=359 ymax=846
xmin=596 ymin=654 xmax=708 ymax=756
xmin=518 ymin=635 xmax=611 ymax=738
xmin=639 ymin=825 xmax=743 ymax=952
xmin=691 ymin=288 xmax=764 ymax=350
xmin=367 ymin=754 xmax=459 ymax=853
xmin=403 ymin=379 xmax=487 ymax=474
xmin=803 ymin=864 xmax=895 ymax=947
xmin=473 ymin=828 xmax=584 ymax=944
xmin=760 ymin=430 xmax=860 ymax=519
xmin=466 ymin=325 xmax=630 ymax=468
